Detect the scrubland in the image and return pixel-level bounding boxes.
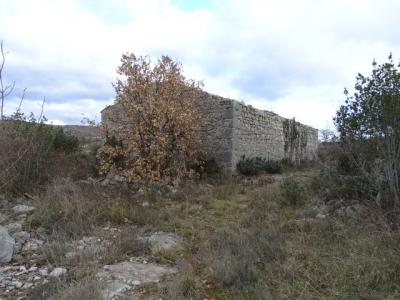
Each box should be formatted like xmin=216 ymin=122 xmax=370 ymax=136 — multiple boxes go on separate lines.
xmin=1 ymin=121 xmax=399 ymax=300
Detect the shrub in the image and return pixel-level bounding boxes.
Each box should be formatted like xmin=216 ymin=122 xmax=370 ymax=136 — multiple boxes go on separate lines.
xmin=98 ymin=54 xmax=204 ymax=183
xmin=96 ymin=135 xmax=124 ymax=176
xmin=314 ymin=165 xmax=374 ymax=202
xmin=191 ymin=156 xmax=221 ymax=178
xmin=236 ymin=156 xmax=282 ymax=176
xmin=52 ymin=127 xmax=79 ymax=154
xmin=0 ymin=117 xmax=82 ymax=194
xmin=280 ymin=177 xmax=304 ymax=206
xmin=334 ymin=54 xmax=400 ymax=207
xmin=202 ymin=228 xmax=260 ymax=289
xmin=264 ymin=159 xmax=282 ymax=174
xmin=161 ymin=272 xmax=204 ymax=300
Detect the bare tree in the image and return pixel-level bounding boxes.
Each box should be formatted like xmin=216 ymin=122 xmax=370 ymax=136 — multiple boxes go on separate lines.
xmin=0 ymin=40 xmax=16 ymax=119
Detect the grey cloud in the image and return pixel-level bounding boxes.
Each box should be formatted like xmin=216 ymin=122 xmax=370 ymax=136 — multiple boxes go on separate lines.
xmin=5 ymin=66 xmax=114 ymax=102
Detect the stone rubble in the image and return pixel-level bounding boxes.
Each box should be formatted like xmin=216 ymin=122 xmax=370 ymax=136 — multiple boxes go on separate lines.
xmin=96 ymin=261 xmax=177 ymax=300
xmin=314 ymin=200 xmax=369 ymax=219
xmin=0 ymin=263 xmax=67 ymax=296
xmin=4 ymin=222 xmax=22 ymax=235
xmin=49 ymin=267 xmax=67 ymax=277
xmin=146 ymin=232 xmax=183 ymax=254
xmin=11 ymin=205 xmax=35 ymax=215
xmin=1 ymin=194 xmax=184 ymax=299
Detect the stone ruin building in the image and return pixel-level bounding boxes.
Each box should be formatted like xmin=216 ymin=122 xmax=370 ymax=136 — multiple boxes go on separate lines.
xmin=101 ymin=90 xmax=318 ymax=173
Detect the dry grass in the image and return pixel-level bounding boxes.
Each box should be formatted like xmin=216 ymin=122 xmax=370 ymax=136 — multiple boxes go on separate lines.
xmin=29 ymin=277 xmax=103 ymax=300
xmin=21 ymin=169 xmax=400 ymax=299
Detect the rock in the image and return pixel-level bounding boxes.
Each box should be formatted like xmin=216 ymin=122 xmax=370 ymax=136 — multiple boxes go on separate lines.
xmin=114 ymin=175 xmax=126 ymax=182
xmin=14 ymin=281 xmax=23 ymax=288
xmin=5 ymin=222 xmax=22 ymax=235
xmin=147 ymin=232 xmax=183 ymax=253
xmin=38 ymin=268 xmax=48 ymax=276
xmin=0 ymin=225 xmax=15 ymax=263
xmin=0 ymin=213 xmax=6 ymax=224
xmin=12 ymin=231 xmax=30 ymax=254
xmin=12 ymin=205 xmax=35 ymax=215
xmin=22 ymin=282 xmax=33 ymax=289
xmin=316 ymin=213 xmax=326 ymax=219
xmin=12 ymin=231 xmax=30 ymax=242
xmin=22 ymin=239 xmax=44 ymax=252
xmin=318 ymin=204 xmax=330 ymax=215
xmin=101 ymin=178 xmax=111 ymax=186
xmin=65 ymin=251 xmax=78 ymax=260
xmin=28 ymin=266 xmax=38 ymax=272
xmin=18 ymin=265 xmax=27 ymax=273
xmin=49 ymin=267 xmax=67 ymax=277
xmin=15 ymin=214 xmax=27 ymax=222
xmin=97 ymin=261 xmax=177 ymax=299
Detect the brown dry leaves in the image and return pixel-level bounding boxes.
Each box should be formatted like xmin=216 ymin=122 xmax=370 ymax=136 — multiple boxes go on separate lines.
xmin=98 ymin=54 xmax=204 ymax=182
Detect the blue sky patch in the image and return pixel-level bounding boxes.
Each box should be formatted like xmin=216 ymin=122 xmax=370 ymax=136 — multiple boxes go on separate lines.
xmin=171 ymin=0 xmax=213 ymax=11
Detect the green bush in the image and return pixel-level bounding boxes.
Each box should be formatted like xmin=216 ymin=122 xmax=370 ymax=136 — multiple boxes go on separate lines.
xmin=236 ymin=155 xmax=282 ymax=176
xmin=314 ymin=165 xmax=374 ymax=202
xmin=334 ymin=55 xmax=400 ymax=207
xmin=280 ymin=177 xmax=304 ymax=206
xmin=52 ymin=127 xmax=79 ymax=154
xmin=264 ymin=159 xmax=282 ymax=174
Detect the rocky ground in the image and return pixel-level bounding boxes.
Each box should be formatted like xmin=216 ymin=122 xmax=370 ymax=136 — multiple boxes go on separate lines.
xmin=1 ymin=171 xmax=398 ymax=299
xmin=0 ymin=193 xmax=185 ymax=300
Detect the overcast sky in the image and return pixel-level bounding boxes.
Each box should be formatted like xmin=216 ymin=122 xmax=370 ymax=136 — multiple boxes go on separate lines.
xmin=1 ymin=0 xmax=400 ymax=129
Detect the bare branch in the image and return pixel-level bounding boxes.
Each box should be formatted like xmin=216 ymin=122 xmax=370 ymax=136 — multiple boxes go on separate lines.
xmin=4 ymin=81 xmax=15 ymax=97
xmin=0 ymin=40 xmax=15 ymax=120
xmin=38 ymin=96 xmax=46 ymax=122
xmin=0 ymin=40 xmax=5 ymax=119
xmin=16 ymin=87 xmax=27 ymax=114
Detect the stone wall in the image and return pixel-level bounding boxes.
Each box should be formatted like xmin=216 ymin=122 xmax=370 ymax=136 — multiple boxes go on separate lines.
xmin=196 ymin=93 xmax=234 ymax=171
xmin=101 ymin=103 xmax=127 ymax=136
xmin=231 ymin=102 xmax=286 ymax=169
xmin=100 ymin=90 xmax=318 ymax=173
xmin=282 ymin=119 xmax=318 ymax=163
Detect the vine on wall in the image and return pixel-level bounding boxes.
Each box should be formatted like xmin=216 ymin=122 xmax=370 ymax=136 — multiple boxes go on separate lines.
xmin=283 ymin=118 xmax=308 ymax=164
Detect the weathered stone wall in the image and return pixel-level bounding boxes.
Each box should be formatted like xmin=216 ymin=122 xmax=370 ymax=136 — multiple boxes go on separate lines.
xmin=282 ymin=119 xmax=318 ymax=163
xmin=100 ymin=90 xmax=318 ymax=173
xmin=101 ymin=103 xmax=128 ymax=137
xmin=231 ymin=102 xmax=286 ymax=169
xmin=196 ymin=93 xmax=234 ymax=171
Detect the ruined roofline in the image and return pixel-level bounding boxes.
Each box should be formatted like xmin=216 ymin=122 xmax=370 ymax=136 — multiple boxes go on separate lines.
xmin=100 ymin=103 xmax=118 ymax=114
xmin=200 ymin=90 xmax=318 ymax=132
xmin=100 ymin=90 xmax=318 ymax=132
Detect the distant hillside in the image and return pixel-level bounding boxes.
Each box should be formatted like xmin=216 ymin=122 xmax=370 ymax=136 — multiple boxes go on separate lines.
xmin=62 ymin=125 xmax=102 ymax=142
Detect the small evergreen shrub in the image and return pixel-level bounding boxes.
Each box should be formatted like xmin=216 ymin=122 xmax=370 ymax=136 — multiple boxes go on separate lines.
xmin=264 ymin=159 xmax=282 ymax=174
xmin=236 ymin=156 xmax=282 ymax=176
xmin=52 ymin=127 xmax=79 ymax=154
xmin=280 ymin=177 xmax=304 ymax=206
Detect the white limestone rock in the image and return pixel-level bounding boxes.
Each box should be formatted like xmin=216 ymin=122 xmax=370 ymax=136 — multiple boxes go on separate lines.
xmin=12 ymin=205 xmax=35 ymax=215
xmin=146 ymin=232 xmax=183 ymax=253
xmin=49 ymin=267 xmax=67 ymax=277
xmin=97 ymin=261 xmax=177 ymax=299
xmin=0 ymin=226 xmax=15 ymax=263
